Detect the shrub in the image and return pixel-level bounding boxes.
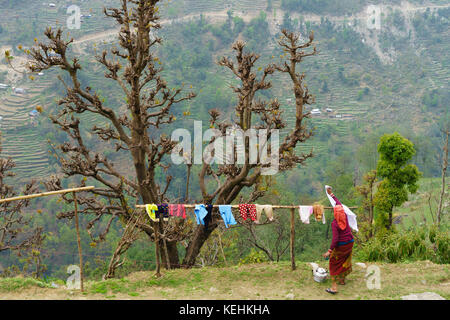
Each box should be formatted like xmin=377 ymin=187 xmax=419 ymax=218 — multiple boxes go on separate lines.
xmin=356 ymin=228 xmax=449 ymax=264
xmin=238 ymin=249 xmax=268 ymax=265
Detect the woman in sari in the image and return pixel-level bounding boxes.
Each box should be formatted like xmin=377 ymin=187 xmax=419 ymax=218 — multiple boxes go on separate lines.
xmin=322 ymin=188 xmax=354 ymax=294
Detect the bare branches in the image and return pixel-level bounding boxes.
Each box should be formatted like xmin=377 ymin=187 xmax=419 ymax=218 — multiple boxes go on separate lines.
xmin=184 ymin=30 xmax=318 ymax=266
xmin=0 ymin=137 xmax=43 ymax=257
xmin=25 ymin=0 xmax=196 ymax=269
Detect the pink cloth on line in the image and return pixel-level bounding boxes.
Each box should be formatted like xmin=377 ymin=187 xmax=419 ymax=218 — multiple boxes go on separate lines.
xmin=169 ymin=204 xmax=186 ymax=219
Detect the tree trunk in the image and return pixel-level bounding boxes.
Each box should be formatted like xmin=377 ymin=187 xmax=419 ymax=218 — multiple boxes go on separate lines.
xmin=437 ymin=130 xmax=448 ymax=226
xmin=182 ymin=221 xmax=218 ymax=267
xmin=161 ymin=240 xmax=180 ymax=268
xmin=369 ymin=188 xmax=374 ymax=238
xmin=388 ymin=209 xmax=393 ymax=230
xmin=143 ymin=228 xmax=180 ymax=268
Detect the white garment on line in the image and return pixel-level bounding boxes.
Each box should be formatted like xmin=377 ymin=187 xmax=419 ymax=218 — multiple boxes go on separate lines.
xmin=325 ymin=185 xmax=358 ymax=232
xmin=298 ymin=206 xmax=313 ymax=224
xmin=254 ymin=204 xmax=274 ymax=224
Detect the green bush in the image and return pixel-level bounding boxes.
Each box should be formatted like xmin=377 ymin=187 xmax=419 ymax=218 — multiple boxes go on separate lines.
xmin=238 ymin=249 xmax=268 ymax=265
xmin=356 ymin=228 xmax=449 ymax=264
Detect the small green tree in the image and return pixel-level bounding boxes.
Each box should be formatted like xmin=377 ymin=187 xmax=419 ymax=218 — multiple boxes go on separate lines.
xmin=374 ymin=132 xmax=421 ymax=229
xmin=355 ymin=170 xmax=377 ymax=239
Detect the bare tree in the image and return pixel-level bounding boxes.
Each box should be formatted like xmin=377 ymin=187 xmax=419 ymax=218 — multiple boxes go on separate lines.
xmin=437 ymin=129 xmax=449 ymax=226
xmin=0 ymin=135 xmax=43 ymax=261
xmin=25 ymin=0 xmax=317 ymax=270
xmin=182 ymin=30 xmax=317 ymax=267
xmin=26 ymin=0 xmax=195 ymax=269
xmin=103 ymin=209 xmax=147 ymax=279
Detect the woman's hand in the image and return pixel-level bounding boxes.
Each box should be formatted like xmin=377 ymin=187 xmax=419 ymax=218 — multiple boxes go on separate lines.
xmin=322 ymin=251 xmax=331 ymax=258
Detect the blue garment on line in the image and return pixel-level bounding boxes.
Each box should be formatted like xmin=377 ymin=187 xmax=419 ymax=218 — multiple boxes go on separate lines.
xmin=219 ymin=205 xmax=237 ymax=228
xmin=194 ymin=205 xmax=208 ymax=225
xmin=194 ymin=204 xmax=213 ymax=228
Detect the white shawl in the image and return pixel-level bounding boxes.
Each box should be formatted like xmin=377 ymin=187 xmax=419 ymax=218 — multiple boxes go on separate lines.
xmin=325 ymin=185 xmax=358 ymax=232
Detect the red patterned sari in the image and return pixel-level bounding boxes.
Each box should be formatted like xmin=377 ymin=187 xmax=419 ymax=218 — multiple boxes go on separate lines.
xmin=329 ymin=242 xmax=353 ymax=281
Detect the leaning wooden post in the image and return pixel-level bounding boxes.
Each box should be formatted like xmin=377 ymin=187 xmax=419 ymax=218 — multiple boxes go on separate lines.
xmin=162 ymin=220 xmax=171 ymax=270
xmin=153 ymin=220 xmax=162 ymax=278
xmin=217 ymin=229 xmax=227 ymax=266
xmin=290 ymin=207 xmax=296 ymax=271
xmin=73 ymin=192 xmax=84 ymax=292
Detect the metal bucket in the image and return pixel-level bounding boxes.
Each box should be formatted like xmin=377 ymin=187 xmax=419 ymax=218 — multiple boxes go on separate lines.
xmin=313 ymin=267 xmax=328 ymax=283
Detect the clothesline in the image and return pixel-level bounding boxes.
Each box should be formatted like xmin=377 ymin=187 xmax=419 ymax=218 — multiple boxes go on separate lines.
xmin=136 ymin=199 xmax=359 ymax=273
xmin=136 ymin=204 xmax=357 ymax=209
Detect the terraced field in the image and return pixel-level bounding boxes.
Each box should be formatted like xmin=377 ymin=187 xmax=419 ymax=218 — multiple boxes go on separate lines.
xmin=0 ymin=0 xmax=448 ymax=182
xmin=0 ymin=77 xmax=54 ymax=181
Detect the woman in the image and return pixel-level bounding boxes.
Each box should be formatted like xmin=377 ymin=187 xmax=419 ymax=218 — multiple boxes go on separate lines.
xmin=322 ymin=188 xmax=354 ymax=294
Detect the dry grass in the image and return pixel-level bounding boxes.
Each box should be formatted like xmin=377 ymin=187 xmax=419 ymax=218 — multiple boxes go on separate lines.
xmin=0 ymin=260 xmax=448 ymax=300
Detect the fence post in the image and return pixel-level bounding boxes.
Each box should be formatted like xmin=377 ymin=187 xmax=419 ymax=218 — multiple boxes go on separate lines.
xmin=290 ymin=207 xmax=296 ymax=271
xmin=73 ymin=191 xmax=84 ymax=292
xmin=154 ymin=220 xmax=162 ymax=277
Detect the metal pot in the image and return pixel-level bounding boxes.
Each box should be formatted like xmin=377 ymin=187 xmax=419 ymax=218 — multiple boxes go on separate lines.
xmin=313 ymin=267 xmax=328 ymax=283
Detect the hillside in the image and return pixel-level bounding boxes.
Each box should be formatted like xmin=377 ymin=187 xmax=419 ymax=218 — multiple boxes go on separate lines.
xmin=0 ymin=261 xmax=448 ymax=300
xmin=0 ymin=0 xmax=448 ymax=283
xmin=0 ymin=0 xmax=448 ymax=182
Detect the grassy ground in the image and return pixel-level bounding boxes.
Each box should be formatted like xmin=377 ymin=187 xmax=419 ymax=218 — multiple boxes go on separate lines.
xmin=0 ymin=261 xmax=448 ymax=300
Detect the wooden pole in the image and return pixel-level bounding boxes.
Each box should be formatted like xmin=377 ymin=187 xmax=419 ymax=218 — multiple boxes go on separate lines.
xmin=73 ymin=192 xmax=84 ymax=292
xmin=290 ymin=207 xmax=296 ymax=271
xmin=0 ymin=186 xmax=95 ymax=204
xmin=161 ymin=219 xmax=171 ymax=270
xmin=154 ymin=220 xmax=161 ymax=278
xmin=217 ymin=230 xmax=227 ymax=265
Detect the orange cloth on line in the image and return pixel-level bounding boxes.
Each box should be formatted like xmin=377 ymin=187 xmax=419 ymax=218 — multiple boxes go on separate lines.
xmin=334 ymin=205 xmax=347 ymax=230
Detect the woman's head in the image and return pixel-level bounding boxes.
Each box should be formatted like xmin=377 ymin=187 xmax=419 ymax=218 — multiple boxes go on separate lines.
xmin=333 ymin=205 xmax=347 ymax=230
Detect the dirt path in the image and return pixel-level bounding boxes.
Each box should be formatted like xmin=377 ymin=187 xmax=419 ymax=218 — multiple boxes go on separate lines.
xmin=70 ymin=2 xmax=450 ymax=56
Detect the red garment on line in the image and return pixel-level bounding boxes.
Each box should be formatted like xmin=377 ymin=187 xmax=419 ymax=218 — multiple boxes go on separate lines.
xmin=169 ymin=204 xmax=186 ymax=219
xmin=239 ymin=204 xmax=257 ymax=221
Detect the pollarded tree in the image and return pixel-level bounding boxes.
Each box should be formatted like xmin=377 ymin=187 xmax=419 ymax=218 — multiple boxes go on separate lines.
xmin=374 ymin=132 xmax=421 ymax=229
xmin=24 ymin=0 xmax=195 ymax=270
xmin=182 ymin=30 xmax=318 ymax=266
xmin=23 ymin=0 xmax=317 ymax=270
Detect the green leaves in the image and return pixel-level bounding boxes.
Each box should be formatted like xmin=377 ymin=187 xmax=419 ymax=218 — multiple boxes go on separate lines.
xmin=374 ymin=132 xmax=422 ymax=229
xmin=377 ymin=132 xmax=416 ymax=174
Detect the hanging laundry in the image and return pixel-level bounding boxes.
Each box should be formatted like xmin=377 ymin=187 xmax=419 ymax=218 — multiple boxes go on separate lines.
xmin=255 ymin=204 xmax=274 ymax=224
xmin=313 ymin=204 xmax=326 ymax=224
xmin=157 ymin=204 xmax=169 ymax=222
xmin=194 ymin=205 xmax=207 ymax=225
xmin=145 ymin=204 xmax=159 ymax=222
xmin=204 ymin=204 xmax=213 ymax=229
xmin=298 ymin=205 xmax=313 ymax=224
xmin=238 ymin=204 xmax=257 ymax=221
xmin=218 ymin=205 xmax=237 ymax=228
xmin=194 ymin=204 xmax=213 ymax=228
xmin=169 ymin=204 xmax=186 ymax=219
xmin=325 ymin=185 xmax=358 ymax=232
